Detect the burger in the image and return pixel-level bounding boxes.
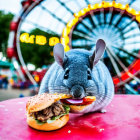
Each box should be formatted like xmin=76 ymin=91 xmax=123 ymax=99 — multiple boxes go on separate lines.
xmin=61 ymin=96 xmax=96 ymax=113
xmin=26 ymin=93 xmax=72 ymax=131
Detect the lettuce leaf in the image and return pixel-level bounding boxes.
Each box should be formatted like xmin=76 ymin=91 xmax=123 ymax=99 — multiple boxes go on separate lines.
xmin=35 ymin=105 xmax=70 ymax=125
xmin=35 ymin=119 xmax=46 ymax=125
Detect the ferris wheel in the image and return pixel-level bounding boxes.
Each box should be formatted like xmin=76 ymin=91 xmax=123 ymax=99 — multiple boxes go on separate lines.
xmin=7 ymin=0 xmax=140 ymax=92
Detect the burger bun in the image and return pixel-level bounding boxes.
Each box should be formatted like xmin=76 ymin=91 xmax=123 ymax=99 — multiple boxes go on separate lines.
xmin=27 ymin=114 xmax=69 ymax=131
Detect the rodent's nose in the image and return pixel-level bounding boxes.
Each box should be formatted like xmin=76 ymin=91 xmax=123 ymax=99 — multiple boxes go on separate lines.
xmin=70 ymin=85 xmax=85 ymax=99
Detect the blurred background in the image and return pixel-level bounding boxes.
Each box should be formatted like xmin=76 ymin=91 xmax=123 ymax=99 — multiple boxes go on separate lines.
xmin=0 ymin=0 xmax=140 ymax=101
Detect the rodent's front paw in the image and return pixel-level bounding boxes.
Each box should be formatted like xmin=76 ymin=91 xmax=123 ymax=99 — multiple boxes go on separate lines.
xmin=100 ymin=109 xmax=107 ymax=113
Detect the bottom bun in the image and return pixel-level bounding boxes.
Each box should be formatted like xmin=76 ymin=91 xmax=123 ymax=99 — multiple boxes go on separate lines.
xmin=27 ymin=114 xmax=69 ymax=131
xmin=69 ymin=104 xmax=89 ymax=113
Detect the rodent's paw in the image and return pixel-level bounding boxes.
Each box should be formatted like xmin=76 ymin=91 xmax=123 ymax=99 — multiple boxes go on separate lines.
xmin=100 ymin=109 xmax=107 ymax=113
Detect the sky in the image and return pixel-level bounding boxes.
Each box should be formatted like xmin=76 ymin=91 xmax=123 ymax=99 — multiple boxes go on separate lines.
xmin=0 ymin=0 xmax=21 ymax=15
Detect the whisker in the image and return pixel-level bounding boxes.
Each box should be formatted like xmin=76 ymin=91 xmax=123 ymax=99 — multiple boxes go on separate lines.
xmin=86 ymin=88 xmax=114 ymax=93
xmin=85 ymin=85 xmax=97 ymax=89
xmin=48 ymin=85 xmax=69 ymax=94
xmin=48 ymin=86 xmax=67 ymax=88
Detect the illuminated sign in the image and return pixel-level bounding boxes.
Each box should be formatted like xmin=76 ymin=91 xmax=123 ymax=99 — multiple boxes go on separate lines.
xmin=20 ymin=33 xmax=60 ymax=46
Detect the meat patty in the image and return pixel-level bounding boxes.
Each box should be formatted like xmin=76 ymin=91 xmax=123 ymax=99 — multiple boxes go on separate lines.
xmin=33 ymin=103 xmax=65 ymax=122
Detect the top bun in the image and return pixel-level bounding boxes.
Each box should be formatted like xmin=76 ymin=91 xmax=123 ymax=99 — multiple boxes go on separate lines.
xmin=26 ymin=93 xmax=72 ymax=113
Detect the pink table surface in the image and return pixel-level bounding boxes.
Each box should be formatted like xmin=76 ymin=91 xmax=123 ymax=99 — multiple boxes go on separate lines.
xmin=0 ymin=95 xmax=140 ymax=140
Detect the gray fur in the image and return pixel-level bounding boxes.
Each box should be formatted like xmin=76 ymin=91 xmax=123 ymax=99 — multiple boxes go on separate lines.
xmin=39 ymin=40 xmax=114 ymax=114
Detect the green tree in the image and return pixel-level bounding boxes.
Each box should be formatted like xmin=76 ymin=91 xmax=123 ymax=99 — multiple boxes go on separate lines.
xmin=0 ymin=11 xmax=14 ymax=57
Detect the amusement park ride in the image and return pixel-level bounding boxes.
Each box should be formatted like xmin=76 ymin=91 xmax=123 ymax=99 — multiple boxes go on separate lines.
xmin=7 ymin=0 xmax=140 ymax=93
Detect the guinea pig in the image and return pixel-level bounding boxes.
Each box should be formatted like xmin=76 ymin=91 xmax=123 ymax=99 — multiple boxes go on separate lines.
xmin=39 ymin=39 xmax=114 ymax=113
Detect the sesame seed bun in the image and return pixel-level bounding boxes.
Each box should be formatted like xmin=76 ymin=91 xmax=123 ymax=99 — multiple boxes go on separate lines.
xmin=27 ymin=114 xmax=69 ymax=131
xmin=26 ymin=93 xmax=72 ymax=113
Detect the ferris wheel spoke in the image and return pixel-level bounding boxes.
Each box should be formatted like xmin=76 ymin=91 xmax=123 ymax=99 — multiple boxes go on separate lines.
xmin=40 ymin=4 xmax=66 ymax=25
xmin=106 ymin=49 xmax=122 ymax=79
xmin=106 ymin=49 xmax=121 ymax=75
xmin=72 ymin=39 xmax=94 ymax=48
xmin=74 ymin=27 xmax=94 ymax=39
xmin=114 ymin=11 xmax=125 ymax=27
xmin=88 ymin=12 xmax=99 ymax=34
xmin=125 ymin=83 xmax=139 ymax=95
xmin=126 ymin=41 xmax=140 ymax=45
xmin=88 ymin=15 xmax=96 ymax=28
xmin=107 ymin=47 xmax=140 ymax=84
xmin=100 ymin=8 xmax=104 ymax=25
xmin=84 ymin=0 xmax=90 ymax=5
xmin=114 ymin=46 xmax=140 ymax=59
xmin=80 ymin=21 xmax=93 ymax=33
xmin=72 ymin=38 xmax=94 ymax=44
xmin=105 ymin=7 xmax=113 ymax=26
xmin=124 ymin=33 xmax=140 ymax=39
xmin=111 ymin=38 xmax=124 ymax=47
xmin=129 ymin=0 xmax=136 ymax=6
xmin=74 ymin=0 xmax=83 ymax=9
xmin=109 ymin=7 xmax=114 ymax=25
xmin=72 ymin=42 xmax=87 ymax=47
xmin=85 ymin=0 xmax=90 ymax=5
xmin=123 ymin=26 xmax=138 ymax=34
xmin=105 ymin=8 xmax=114 ymax=34
xmin=74 ymin=28 xmax=87 ymax=35
xmin=121 ymin=19 xmax=134 ymax=30
xmin=72 ymin=44 xmax=95 ymax=50
xmin=104 ymin=10 xmax=107 ymax=25
xmin=57 ymin=0 xmax=74 ymax=15
xmin=73 ymin=30 xmax=94 ymax=41
xmin=96 ymin=13 xmax=101 ymax=25
xmin=74 ymin=19 xmax=95 ymax=36
xmin=109 ymin=29 xmax=121 ymax=40
xmin=92 ymin=13 xmax=101 ymax=27
xmin=55 ymin=0 xmax=94 ymax=33
xmin=93 ymin=11 xmax=104 ymax=34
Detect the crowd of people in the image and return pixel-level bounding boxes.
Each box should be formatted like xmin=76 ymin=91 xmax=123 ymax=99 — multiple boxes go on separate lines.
xmin=0 ymin=75 xmax=8 ymax=89
xmin=0 ymin=75 xmax=34 ymax=90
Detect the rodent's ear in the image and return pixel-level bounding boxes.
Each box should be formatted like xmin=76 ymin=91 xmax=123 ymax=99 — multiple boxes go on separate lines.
xmin=53 ymin=43 xmax=65 ymax=67
xmin=89 ymin=39 xmax=106 ymax=68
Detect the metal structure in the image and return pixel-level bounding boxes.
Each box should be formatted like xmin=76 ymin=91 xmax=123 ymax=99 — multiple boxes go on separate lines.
xmin=7 ymin=0 xmax=140 ymax=92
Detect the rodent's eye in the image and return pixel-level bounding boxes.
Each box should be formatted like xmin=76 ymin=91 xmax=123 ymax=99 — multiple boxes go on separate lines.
xmin=64 ymin=69 xmax=69 ymax=79
xmin=87 ymin=69 xmax=92 ymax=80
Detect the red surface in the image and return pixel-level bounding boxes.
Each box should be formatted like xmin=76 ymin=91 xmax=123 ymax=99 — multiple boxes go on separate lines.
xmin=0 ymin=95 xmax=140 ymax=140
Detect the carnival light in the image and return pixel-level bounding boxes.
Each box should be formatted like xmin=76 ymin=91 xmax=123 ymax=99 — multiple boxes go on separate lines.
xmin=62 ymin=28 xmax=70 ymax=37
xmin=36 ymin=35 xmax=47 ymax=45
xmin=64 ymin=45 xmax=70 ymax=52
xmin=20 ymin=33 xmax=30 ymax=43
xmin=102 ymin=2 xmax=110 ymax=8
xmin=97 ymin=3 xmax=102 ymax=8
xmin=60 ymin=38 xmax=70 ymax=52
xmin=90 ymin=4 xmax=97 ymax=10
xmin=20 ymin=33 xmax=60 ymax=46
xmin=28 ymin=35 xmax=35 ymax=44
xmin=114 ymin=2 xmax=121 ymax=8
xmin=136 ymin=14 xmax=140 ymax=22
xmin=120 ymin=4 xmax=126 ymax=10
xmin=49 ymin=37 xmax=60 ymax=46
